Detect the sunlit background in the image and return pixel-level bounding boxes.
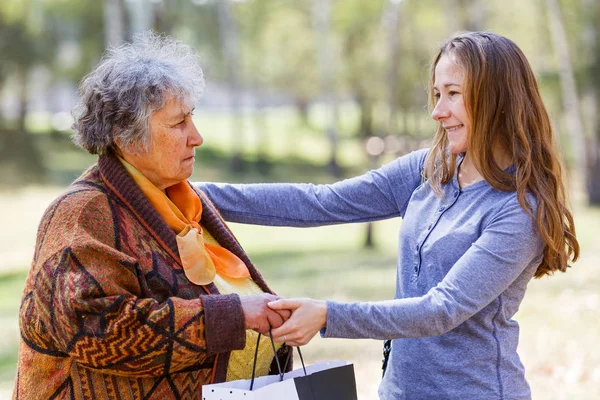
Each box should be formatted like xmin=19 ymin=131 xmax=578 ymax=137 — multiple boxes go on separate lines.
xmin=1 ymin=0 xmax=599 ymax=399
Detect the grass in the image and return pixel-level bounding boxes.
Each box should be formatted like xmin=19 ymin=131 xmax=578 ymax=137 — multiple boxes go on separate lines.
xmin=1 ymin=184 xmax=599 ymax=399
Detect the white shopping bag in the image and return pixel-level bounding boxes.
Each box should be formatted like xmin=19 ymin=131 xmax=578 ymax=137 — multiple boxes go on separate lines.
xmin=203 ymin=360 xmax=356 ymax=400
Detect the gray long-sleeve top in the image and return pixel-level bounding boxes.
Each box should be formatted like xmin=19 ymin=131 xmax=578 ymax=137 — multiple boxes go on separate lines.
xmin=195 ymin=149 xmax=545 ymax=400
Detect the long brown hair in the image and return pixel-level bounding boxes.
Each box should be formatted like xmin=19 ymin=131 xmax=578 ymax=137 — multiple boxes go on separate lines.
xmin=424 ymin=31 xmax=579 ymax=278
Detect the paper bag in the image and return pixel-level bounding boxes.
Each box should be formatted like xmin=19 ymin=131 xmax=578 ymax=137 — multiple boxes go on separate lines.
xmin=203 ymin=360 xmax=357 ymax=400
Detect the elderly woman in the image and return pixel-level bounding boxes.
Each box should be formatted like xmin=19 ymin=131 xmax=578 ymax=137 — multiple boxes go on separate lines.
xmin=14 ymin=33 xmax=291 ymax=399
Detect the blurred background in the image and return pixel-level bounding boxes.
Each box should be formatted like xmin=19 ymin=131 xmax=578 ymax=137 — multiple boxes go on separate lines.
xmin=1 ymin=0 xmax=599 ymax=398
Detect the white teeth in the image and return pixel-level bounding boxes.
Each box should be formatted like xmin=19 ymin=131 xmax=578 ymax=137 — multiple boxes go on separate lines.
xmin=445 ymin=124 xmax=463 ymax=132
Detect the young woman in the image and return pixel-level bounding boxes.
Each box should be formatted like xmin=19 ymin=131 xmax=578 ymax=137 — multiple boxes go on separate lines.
xmin=196 ymin=32 xmax=579 ymax=400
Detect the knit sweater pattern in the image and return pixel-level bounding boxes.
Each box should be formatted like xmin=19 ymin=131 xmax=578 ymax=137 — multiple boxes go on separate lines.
xmin=13 ymin=154 xmax=289 ymax=399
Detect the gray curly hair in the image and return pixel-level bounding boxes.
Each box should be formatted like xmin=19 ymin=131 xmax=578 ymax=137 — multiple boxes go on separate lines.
xmin=72 ymin=31 xmax=205 ymax=155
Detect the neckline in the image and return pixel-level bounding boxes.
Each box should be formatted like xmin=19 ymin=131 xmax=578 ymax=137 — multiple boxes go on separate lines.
xmin=453 ymin=155 xmax=516 ymax=192
xmin=454 ymin=156 xmax=488 ymax=192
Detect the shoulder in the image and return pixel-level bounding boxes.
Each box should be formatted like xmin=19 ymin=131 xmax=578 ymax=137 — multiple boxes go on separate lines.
xmin=381 ymin=148 xmax=429 ymax=177
xmin=50 ymin=183 xmax=110 ymax=218
xmin=39 ymin=181 xmax=115 ymax=243
xmin=484 ymin=189 xmax=538 ymax=233
xmin=377 ymin=148 xmax=430 ymax=190
xmin=32 ymin=182 xmax=119 ymax=267
xmin=391 ymin=148 xmax=429 ymax=169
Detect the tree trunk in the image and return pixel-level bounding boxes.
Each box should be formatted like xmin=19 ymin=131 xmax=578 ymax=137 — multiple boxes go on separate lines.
xmin=295 ymin=96 xmax=311 ymax=126
xmin=443 ymin=0 xmax=486 ymax=33
xmin=17 ymin=67 xmax=29 ymax=132
xmin=364 ymin=219 xmax=375 ymax=248
xmin=126 ymin=0 xmax=153 ymax=34
xmin=0 ymin=66 xmax=46 ymax=183
xmin=382 ymin=0 xmax=403 ymax=137
xmin=312 ymin=0 xmax=340 ymax=178
xmin=253 ymin=88 xmax=271 ymax=176
xmin=357 ymin=93 xmax=374 ymax=139
xmin=103 ymin=0 xmax=125 ymax=47
xmin=357 ymin=91 xmax=376 ymax=248
xmin=463 ymin=0 xmax=487 ymax=31
xmin=588 ymin=0 xmax=600 ymax=204
xmin=217 ymin=0 xmax=245 ymax=173
xmin=546 ymin=0 xmax=588 ymax=195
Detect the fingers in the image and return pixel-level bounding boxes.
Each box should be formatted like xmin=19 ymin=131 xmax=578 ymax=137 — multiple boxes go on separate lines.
xmin=270 ymin=323 xmax=313 ymax=346
xmin=266 ymin=309 xmax=284 ymax=329
xmin=269 ymin=299 xmax=327 ymax=346
xmin=268 ymin=298 xmax=300 ymax=311
xmin=241 ymin=294 xmax=294 ymax=334
xmin=270 ymin=323 xmax=293 ymax=343
xmin=275 ymin=308 xmax=292 ymax=321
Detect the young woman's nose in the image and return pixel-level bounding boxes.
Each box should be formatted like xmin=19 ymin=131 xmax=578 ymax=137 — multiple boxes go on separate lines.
xmin=431 ymin=100 xmax=450 ymax=121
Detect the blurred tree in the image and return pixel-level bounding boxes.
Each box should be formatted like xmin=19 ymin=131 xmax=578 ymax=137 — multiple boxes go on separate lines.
xmin=44 ymin=0 xmax=105 ymax=84
xmin=175 ymin=0 xmax=248 ymax=173
xmin=217 ymin=0 xmax=245 ymax=173
xmin=545 ymin=0 xmax=588 ymax=196
xmin=125 ymin=0 xmax=153 ymax=33
xmin=104 ymin=0 xmax=125 ymax=46
xmin=0 ymin=0 xmax=58 ymax=182
xmin=335 ymin=0 xmax=389 ymax=248
xmin=236 ymin=0 xmax=281 ymax=174
xmin=257 ymin=2 xmax=319 ymax=126
xmin=443 ymin=0 xmax=487 ymax=33
xmin=382 ymin=0 xmax=404 ymax=138
xmin=313 ymin=0 xmax=341 ymax=177
xmin=337 ymin=0 xmax=386 ymax=141
xmin=587 ymin=0 xmax=600 ymax=204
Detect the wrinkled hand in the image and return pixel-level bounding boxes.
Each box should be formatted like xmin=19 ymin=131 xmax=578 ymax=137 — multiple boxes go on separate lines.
xmin=241 ymin=294 xmax=292 ymax=334
xmin=267 ymin=298 xmax=327 ymax=346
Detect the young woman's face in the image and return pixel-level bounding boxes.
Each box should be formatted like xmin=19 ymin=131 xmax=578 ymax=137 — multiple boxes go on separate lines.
xmin=431 ymin=54 xmax=470 ymax=154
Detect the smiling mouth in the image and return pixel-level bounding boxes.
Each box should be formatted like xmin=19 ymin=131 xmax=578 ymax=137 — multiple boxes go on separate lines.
xmin=444 ymin=124 xmax=464 ymax=132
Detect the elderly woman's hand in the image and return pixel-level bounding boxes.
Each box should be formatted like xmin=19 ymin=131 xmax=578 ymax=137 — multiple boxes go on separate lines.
xmin=241 ymin=293 xmax=292 ymax=334
xmin=266 ymin=298 xmax=327 ymax=346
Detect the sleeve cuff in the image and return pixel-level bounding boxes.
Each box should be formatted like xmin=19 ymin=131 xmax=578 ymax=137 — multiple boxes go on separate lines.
xmin=320 ymin=300 xmax=337 ymax=338
xmin=201 ymin=293 xmax=246 ymax=355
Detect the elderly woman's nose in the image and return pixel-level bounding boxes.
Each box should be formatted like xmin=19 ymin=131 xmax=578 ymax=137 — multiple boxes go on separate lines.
xmin=188 ymin=122 xmax=203 ymax=147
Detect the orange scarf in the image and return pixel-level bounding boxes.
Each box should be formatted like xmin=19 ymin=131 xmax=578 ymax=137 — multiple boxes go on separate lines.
xmin=120 ymin=158 xmax=250 ymax=285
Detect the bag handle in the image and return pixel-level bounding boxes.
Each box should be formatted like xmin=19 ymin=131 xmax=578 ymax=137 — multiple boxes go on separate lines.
xmin=250 ymin=330 xmax=306 ymax=390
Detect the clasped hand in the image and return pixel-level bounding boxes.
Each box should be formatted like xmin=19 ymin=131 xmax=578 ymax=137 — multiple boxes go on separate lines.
xmin=241 ymin=294 xmax=327 ymax=346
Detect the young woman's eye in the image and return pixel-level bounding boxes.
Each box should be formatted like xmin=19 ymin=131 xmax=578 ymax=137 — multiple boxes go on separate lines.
xmin=449 ymin=91 xmax=459 ymax=96
xmin=433 ymin=93 xmax=441 ymax=100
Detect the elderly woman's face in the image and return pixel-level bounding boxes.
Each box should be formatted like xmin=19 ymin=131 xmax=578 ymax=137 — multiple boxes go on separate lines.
xmin=121 ymin=97 xmax=203 ymax=190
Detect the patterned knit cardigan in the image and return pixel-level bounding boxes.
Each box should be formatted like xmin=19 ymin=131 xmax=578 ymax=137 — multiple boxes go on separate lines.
xmin=13 ymin=154 xmax=291 ymax=399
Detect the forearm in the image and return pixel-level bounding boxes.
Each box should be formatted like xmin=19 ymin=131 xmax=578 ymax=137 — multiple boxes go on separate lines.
xmin=322 ymin=294 xmax=462 ymax=340
xmin=196 ymin=150 xmax=430 ymax=227
xmin=197 ymin=178 xmax=399 ymax=227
